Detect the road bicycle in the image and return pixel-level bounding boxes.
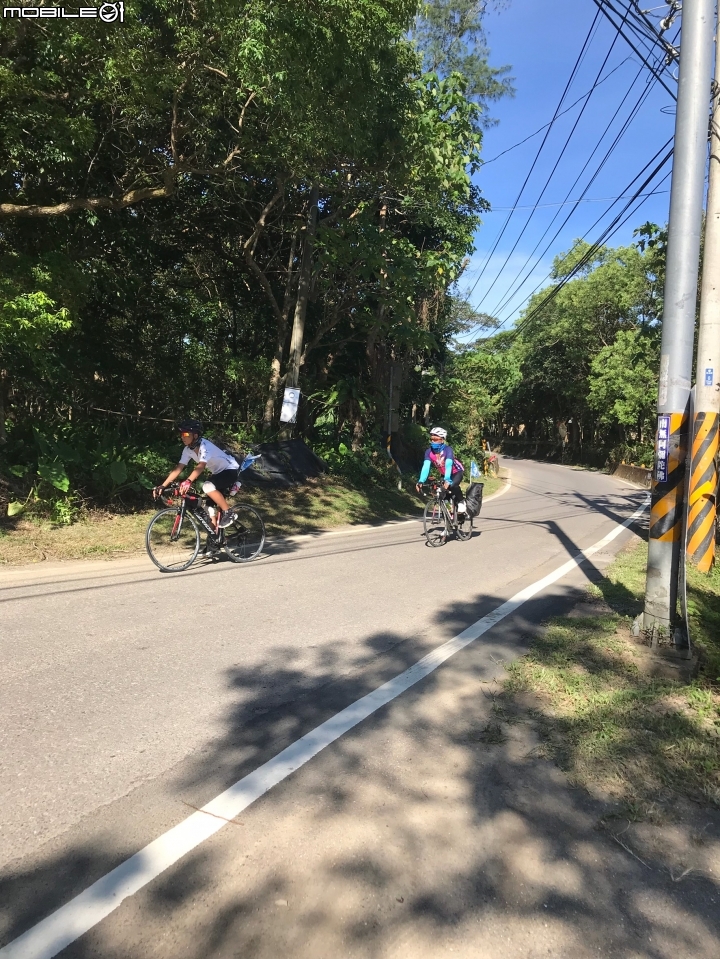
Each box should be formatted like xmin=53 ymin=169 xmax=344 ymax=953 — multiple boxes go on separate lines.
xmin=146 ymin=478 xmax=265 ymax=573
xmin=420 ymin=479 xmax=473 ymax=547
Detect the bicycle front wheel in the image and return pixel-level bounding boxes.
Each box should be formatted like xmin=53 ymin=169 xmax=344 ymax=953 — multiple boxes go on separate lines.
xmin=146 ymin=508 xmax=200 ymax=572
xmin=423 ymin=500 xmax=448 ymax=547
xmin=223 ymin=504 xmax=266 ymax=562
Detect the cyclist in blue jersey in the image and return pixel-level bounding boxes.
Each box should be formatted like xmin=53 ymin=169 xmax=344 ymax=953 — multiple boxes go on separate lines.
xmin=415 ymin=427 xmax=465 ymax=509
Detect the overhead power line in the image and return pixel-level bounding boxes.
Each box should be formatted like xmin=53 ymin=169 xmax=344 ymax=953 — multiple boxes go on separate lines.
xmin=489 ymin=189 xmax=668 ymax=210
xmin=590 ymin=0 xmax=678 ymax=98
xmin=472 ymin=10 xmax=679 ymax=330
xmin=481 ymin=57 xmax=633 ymax=166
xmin=486 ymin=53 xmax=663 ymax=321
xmin=471 ymin=16 xmax=629 ymax=312
xmin=627 ymin=0 xmax=680 ymax=62
xmin=460 ymin=9 xmax=603 ymax=297
xmin=489 ymin=142 xmax=674 ymax=342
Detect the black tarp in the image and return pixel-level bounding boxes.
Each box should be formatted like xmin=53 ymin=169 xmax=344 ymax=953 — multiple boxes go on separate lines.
xmin=234 ymin=439 xmax=326 ymax=487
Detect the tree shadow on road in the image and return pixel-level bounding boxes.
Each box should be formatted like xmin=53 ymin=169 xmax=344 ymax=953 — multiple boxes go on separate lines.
xmin=2 ymin=565 xmax=719 ymax=959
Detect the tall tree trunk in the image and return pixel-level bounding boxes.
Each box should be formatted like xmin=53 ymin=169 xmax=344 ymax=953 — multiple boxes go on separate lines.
xmin=262 ymin=230 xmax=299 ymax=435
xmin=367 ymin=202 xmax=388 ymax=400
xmin=285 ymin=183 xmax=319 ymax=391
xmin=280 ymin=183 xmax=319 ymax=439
xmin=570 ymin=417 xmax=580 ymax=449
xmin=351 ymin=404 xmax=365 ymax=451
xmin=0 ymin=370 xmax=7 ymax=445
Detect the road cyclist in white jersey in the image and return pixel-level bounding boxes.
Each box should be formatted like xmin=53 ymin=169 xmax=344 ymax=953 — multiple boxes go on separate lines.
xmin=154 ymin=419 xmax=240 ymax=530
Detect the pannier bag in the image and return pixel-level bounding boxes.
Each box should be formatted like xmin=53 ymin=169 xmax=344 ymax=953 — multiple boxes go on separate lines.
xmin=465 ymin=482 xmax=484 ymax=518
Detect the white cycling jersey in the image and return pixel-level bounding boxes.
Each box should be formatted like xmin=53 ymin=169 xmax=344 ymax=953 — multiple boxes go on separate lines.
xmin=179 ymin=439 xmax=239 ymax=475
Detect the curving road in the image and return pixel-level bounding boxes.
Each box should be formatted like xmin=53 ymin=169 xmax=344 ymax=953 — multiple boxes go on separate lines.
xmin=2 ymin=459 xmax=715 ymax=959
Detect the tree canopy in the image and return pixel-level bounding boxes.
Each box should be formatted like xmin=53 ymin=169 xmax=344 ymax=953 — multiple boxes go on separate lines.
xmin=436 ymin=226 xmax=668 ymax=467
xmin=1 ymin=0 xmax=513 ymax=514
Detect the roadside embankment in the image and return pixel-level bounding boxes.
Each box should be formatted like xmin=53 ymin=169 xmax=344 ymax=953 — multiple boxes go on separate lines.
xmin=612 ymin=463 xmax=652 ymax=488
xmin=0 ymin=472 xmax=505 ymax=566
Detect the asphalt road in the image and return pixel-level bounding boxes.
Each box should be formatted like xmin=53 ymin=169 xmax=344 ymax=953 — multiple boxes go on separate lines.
xmin=2 ymin=458 xmax=717 ymax=958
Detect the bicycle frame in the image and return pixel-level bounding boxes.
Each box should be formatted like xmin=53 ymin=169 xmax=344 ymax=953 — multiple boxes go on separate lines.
xmin=161 ymin=488 xmax=224 ymax=545
xmin=424 ymin=481 xmax=458 ymax=528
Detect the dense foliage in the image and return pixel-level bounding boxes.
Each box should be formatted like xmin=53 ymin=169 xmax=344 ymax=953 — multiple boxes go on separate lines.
xmin=438 ymin=225 xmax=668 ymax=467
xmin=0 ymin=0 xmax=511 ymax=518
xmin=1 ymin=0 xmax=670 ymax=525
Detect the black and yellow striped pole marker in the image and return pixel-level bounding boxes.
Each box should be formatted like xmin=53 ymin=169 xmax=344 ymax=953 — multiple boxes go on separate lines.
xmin=645 ymin=413 xmax=690 ymax=636
xmin=687 ymin=412 xmax=719 ymax=571
xmin=643 ymin=0 xmax=715 ymax=639
xmin=649 ymin=413 xmax=687 ymax=544
xmin=687 ymin=27 xmax=720 ymax=574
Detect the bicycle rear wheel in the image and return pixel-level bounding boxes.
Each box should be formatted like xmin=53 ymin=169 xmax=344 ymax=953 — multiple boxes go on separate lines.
xmin=423 ymin=500 xmax=448 ymax=547
xmin=146 ymin=508 xmax=200 ymax=572
xmin=456 ymin=515 xmax=473 ymax=541
xmin=223 ymin=504 xmax=266 ymax=562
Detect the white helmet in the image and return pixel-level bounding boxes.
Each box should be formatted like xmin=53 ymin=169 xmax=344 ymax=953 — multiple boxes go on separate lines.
xmin=430 ymin=426 xmax=447 ymax=439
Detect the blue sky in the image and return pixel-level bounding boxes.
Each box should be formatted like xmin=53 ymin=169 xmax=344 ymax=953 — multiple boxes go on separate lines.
xmin=459 ymin=0 xmax=678 ymax=330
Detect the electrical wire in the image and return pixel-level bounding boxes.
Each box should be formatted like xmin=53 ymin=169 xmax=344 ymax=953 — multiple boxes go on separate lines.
xmin=601 ymin=0 xmax=676 ymax=68
xmin=490 ymin=189 xmax=668 ymax=210
xmin=471 ymin=15 xmax=630 ymax=312
xmin=506 ymin=168 xmax=671 ymax=341
xmin=460 ymin=2 xmax=679 ymax=338
xmin=481 ymin=57 xmax=633 ymax=166
xmin=594 ymin=0 xmax=678 ymax=84
xmin=491 ymin=143 xmax=673 ymax=342
xmin=485 ymin=56 xmax=661 ymax=320
xmin=471 ymin=13 xmax=678 ymax=329
xmin=590 ymin=0 xmax=678 ymax=98
xmin=464 ymin=136 xmax=673 ymax=342
xmin=627 ymin=0 xmax=680 ymax=61
xmin=459 ymin=9 xmax=603 ymax=297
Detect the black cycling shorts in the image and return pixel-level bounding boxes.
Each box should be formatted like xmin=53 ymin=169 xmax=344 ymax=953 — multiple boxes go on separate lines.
xmin=440 ymin=470 xmax=464 ymax=503
xmin=208 ymin=468 xmax=239 ymax=495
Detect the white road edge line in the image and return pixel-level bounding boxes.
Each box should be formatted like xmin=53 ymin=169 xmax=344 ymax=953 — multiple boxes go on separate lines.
xmin=0 ymin=496 xmax=648 ymax=959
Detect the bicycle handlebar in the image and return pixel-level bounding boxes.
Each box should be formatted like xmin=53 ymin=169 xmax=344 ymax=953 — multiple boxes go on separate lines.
xmin=418 ymin=479 xmax=446 ymax=498
xmin=153 ymin=482 xmax=200 ymax=507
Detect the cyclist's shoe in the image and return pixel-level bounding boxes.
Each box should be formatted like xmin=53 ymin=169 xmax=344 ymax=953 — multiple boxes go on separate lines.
xmin=201 ymin=536 xmax=219 ymax=557
xmin=218 ymin=508 xmax=237 ymax=529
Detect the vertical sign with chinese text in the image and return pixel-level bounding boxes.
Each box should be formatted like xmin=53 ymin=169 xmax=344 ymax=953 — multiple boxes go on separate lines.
xmin=655 ymin=414 xmax=670 ymax=482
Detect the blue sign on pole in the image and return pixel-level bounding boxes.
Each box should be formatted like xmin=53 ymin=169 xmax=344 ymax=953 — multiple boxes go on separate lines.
xmin=705 ymin=367 xmax=714 ymax=387
xmin=655 ymin=415 xmax=670 ymax=483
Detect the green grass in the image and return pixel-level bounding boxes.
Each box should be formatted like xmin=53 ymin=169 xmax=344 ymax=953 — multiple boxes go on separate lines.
xmin=503 ymin=540 xmax=720 ymax=812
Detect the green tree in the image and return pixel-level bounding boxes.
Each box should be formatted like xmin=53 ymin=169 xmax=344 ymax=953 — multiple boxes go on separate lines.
xmin=587 ymin=327 xmax=659 ymax=444
xmin=413 ymin=0 xmax=514 ymax=119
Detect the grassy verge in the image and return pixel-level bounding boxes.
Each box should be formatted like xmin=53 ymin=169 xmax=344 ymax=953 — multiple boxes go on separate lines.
xmin=503 ymin=540 xmax=720 ymax=812
xmin=0 ymin=472 xmax=505 ymax=567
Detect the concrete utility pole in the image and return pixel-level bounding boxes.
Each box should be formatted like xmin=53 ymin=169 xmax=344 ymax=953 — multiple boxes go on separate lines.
xmin=644 ymin=0 xmax=715 ymax=636
xmin=688 ymin=26 xmax=720 ymax=572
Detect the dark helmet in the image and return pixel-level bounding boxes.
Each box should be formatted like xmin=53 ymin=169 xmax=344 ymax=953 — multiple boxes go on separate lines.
xmin=177 ymin=418 xmax=203 ymax=448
